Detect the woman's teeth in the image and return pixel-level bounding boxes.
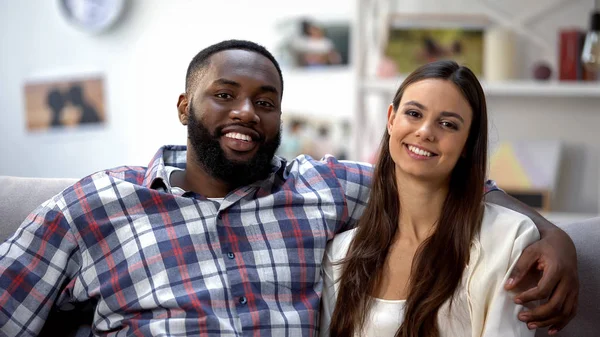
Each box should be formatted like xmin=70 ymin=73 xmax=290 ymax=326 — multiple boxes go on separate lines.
xmin=408 ymin=145 xmax=433 ymax=157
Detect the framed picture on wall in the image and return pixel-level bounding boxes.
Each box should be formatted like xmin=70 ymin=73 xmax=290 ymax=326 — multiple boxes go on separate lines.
xmin=23 ymin=75 xmax=107 ymax=132
xmin=384 ymin=14 xmax=490 ymax=76
xmin=275 ymin=17 xmax=351 ymax=69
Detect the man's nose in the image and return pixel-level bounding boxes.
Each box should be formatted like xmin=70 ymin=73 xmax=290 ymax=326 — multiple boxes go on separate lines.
xmin=230 ymin=98 xmax=259 ymax=124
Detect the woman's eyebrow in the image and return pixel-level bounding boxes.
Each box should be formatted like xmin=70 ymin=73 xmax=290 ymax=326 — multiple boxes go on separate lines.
xmin=440 ymin=111 xmax=464 ymax=123
xmin=403 ymin=100 xmax=426 ymax=110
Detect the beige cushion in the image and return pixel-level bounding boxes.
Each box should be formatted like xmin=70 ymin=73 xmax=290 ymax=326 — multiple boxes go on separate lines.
xmin=0 ymin=175 xmax=90 ymax=337
xmin=0 ymin=176 xmax=77 ymax=242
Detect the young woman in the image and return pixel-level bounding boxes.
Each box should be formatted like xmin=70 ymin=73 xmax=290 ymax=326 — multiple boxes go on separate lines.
xmin=320 ymin=60 xmax=539 ymax=337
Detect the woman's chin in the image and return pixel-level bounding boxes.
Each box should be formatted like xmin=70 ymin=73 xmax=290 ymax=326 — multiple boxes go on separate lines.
xmin=396 ymin=166 xmax=450 ymax=184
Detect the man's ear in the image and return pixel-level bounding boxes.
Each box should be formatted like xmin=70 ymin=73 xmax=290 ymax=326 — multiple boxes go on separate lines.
xmin=386 ymin=104 xmax=395 ymax=135
xmin=177 ymin=94 xmax=189 ymax=125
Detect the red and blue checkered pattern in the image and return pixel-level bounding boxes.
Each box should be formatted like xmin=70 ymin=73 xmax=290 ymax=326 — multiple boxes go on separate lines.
xmin=0 ymin=145 xmax=373 ymax=337
xmin=0 ymin=145 xmax=499 ymax=336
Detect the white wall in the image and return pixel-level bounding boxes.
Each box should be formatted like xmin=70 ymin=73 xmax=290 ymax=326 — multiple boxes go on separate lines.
xmin=0 ymin=0 xmax=355 ymax=178
xmin=1 ymin=0 xmax=598 ymax=213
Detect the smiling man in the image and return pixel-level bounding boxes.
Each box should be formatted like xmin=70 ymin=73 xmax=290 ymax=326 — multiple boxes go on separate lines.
xmin=0 ymin=40 xmax=578 ymax=336
xmin=173 ymin=47 xmax=283 ymax=196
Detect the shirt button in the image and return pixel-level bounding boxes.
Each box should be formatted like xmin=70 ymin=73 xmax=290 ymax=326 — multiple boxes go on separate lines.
xmin=217 ymin=214 xmax=222 ymax=220
xmin=227 ymin=252 xmax=235 ymax=259
xmin=239 ymin=296 xmax=247 ymax=305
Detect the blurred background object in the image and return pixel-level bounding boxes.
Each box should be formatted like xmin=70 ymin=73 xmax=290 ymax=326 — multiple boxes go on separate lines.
xmin=483 ymin=26 xmax=516 ymax=81
xmin=489 ymin=140 xmax=563 ymax=212
xmin=0 ymin=0 xmax=599 ymax=220
xmin=23 ymin=75 xmax=105 ymax=131
xmin=532 ymin=61 xmax=553 ymax=80
xmin=60 ymin=0 xmax=126 ymax=34
xmin=581 ymin=0 xmax=600 ymax=71
xmin=385 ymin=14 xmax=488 ymax=76
xmin=277 ymin=114 xmax=350 ymax=161
xmin=277 ymin=17 xmax=350 ymax=68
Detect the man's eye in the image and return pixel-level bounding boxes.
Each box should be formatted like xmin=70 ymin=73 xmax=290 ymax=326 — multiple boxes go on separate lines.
xmin=215 ymin=93 xmax=232 ymax=99
xmin=256 ymin=100 xmax=274 ymax=108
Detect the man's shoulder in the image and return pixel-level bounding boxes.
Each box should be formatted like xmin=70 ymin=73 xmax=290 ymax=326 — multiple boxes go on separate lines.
xmin=102 ymin=165 xmax=148 ymax=184
xmin=59 ymin=166 xmax=148 ymax=203
xmin=285 ymin=154 xmax=374 ymax=181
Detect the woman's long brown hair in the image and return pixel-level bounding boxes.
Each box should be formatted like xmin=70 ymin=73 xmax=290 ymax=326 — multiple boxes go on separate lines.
xmin=329 ymin=60 xmax=488 ymax=337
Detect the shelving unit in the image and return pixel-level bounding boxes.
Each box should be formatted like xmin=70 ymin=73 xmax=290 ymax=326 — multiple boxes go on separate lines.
xmin=361 ymin=78 xmax=600 ymax=98
xmin=352 ymin=0 xmax=600 ymax=161
xmin=353 ymin=0 xmax=600 ymax=216
xmin=481 ymin=81 xmax=600 ymax=97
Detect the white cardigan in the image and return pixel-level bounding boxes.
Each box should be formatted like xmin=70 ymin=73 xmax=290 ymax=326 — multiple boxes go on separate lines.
xmin=320 ymin=203 xmax=540 ymax=337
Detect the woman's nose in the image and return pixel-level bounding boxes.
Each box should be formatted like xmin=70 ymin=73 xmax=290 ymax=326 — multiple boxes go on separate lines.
xmin=416 ymin=123 xmax=435 ymax=142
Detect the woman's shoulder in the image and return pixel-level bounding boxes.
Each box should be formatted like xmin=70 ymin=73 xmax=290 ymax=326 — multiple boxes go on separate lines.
xmin=467 ymin=204 xmax=540 ymax=337
xmin=481 ymin=203 xmax=538 ymax=232
xmin=326 ymin=228 xmax=358 ymax=263
xmin=477 ymin=203 xmax=540 ymax=249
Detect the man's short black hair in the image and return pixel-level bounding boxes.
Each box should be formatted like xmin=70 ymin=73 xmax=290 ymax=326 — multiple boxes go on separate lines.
xmin=185 ymin=40 xmax=284 ymax=97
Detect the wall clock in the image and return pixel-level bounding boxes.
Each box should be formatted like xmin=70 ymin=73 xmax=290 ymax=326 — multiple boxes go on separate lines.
xmin=60 ymin=0 xmax=126 ymax=34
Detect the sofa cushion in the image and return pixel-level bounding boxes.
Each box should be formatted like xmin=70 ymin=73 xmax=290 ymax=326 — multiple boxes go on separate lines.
xmin=0 ymin=176 xmax=77 ymax=243
xmin=1 ymin=176 xmax=597 ymax=335
xmin=0 ymin=175 xmax=91 ymax=337
xmin=536 ymin=217 xmax=600 ymax=337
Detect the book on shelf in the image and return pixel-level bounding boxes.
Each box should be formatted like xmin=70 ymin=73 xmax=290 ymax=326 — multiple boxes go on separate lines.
xmin=559 ymin=28 xmax=598 ymax=82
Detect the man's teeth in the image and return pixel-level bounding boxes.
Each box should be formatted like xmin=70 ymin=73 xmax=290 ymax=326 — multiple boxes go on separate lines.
xmin=225 ymin=132 xmax=252 ymax=142
xmin=408 ymin=145 xmax=433 ymax=157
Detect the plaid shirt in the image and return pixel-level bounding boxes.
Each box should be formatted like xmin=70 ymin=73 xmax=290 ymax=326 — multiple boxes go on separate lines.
xmin=0 ymin=145 xmax=373 ymax=337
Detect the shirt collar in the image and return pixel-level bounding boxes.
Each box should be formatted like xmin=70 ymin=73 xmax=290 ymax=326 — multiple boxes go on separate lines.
xmin=143 ymin=145 xmax=287 ymax=192
xmin=143 ymin=145 xmax=187 ymax=190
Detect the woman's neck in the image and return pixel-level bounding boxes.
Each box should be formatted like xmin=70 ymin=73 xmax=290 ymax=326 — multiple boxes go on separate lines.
xmin=395 ymin=171 xmax=448 ymax=245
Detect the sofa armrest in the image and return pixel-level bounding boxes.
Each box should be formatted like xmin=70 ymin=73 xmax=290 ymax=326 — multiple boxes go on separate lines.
xmin=536 ymin=217 xmax=600 ymax=337
xmin=0 ymin=176 xmax=77 ymax=242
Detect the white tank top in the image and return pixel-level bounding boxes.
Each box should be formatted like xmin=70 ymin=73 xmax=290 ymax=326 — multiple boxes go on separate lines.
xmin=362 ymin=298 xmax=406 ymax=337
xmin=360 ymin=291 xmax=472 ymax=337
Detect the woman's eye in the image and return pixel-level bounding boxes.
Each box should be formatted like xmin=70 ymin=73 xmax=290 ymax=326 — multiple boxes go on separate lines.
xmin=440 ymin=121 xmax=458 ymax=130
xmin=215 ymin=93 xmax=232 ymax=99
xmin=405 ymin=110 xmax=421 ymax=118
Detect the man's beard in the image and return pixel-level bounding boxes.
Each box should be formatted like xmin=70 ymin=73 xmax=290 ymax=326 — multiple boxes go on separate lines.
xmin=187 ymin=107 xmax=281 ymax=189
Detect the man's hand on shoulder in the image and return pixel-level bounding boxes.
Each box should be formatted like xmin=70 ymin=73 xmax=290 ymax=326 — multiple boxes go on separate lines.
xmin=485 ymin=189 xmax=579 ymax=335
xmin=505 ymin=222 xmax=578 ymax=335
